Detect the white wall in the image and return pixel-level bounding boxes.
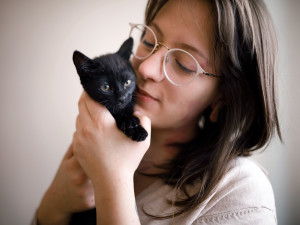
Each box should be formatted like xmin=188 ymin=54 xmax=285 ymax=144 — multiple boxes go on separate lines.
xmin=253 ymin=0 xmax=300 ymax=224
xmin=0 ymin=0 xmax=298 ymax=224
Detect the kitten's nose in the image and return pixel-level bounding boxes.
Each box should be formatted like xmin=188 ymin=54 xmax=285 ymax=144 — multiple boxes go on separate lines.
xmin=118 ymin=96 xmax=126 ymax=104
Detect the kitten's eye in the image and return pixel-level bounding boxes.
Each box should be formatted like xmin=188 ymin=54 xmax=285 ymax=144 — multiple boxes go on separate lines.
xmin=101 ymin=84 xmax=110 ymax=92
xmin=124 ymin=80 xmax=132 ymax=87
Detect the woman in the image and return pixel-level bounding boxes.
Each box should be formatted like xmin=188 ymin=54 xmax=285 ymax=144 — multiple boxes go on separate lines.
xmin=35 ymin=0 xmax=281 ymax=224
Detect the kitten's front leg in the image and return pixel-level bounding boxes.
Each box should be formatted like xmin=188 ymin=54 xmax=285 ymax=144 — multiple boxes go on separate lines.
xmin=115 ymin=115 xmax=148 ymax=142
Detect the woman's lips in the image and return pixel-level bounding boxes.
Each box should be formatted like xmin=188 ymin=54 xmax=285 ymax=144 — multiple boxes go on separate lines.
xmin=136 ymin=88 xmax=158 ymax=102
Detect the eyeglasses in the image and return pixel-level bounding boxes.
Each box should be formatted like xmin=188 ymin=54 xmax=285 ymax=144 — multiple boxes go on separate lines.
xmin=129 ymin=23 xmax=220 ymax=86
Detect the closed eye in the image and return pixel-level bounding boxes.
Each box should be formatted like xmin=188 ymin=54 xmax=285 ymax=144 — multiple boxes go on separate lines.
xmin=142 ymin=40 xmax=155 ymax=48
xmin=175 ymin=59 xmax=195 ymax=74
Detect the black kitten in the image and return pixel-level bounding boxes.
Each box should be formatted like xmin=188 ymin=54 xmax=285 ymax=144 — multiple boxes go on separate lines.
xmin=73 ymin=37 xmax=148 ymax=142
xmin=70 ymin=38 xmax=148 ymax=225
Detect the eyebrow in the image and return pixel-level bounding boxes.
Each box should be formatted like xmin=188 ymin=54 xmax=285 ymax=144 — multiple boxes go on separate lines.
xmin=178 ymin=43 xmax=209 ymax=62
xmin=151 ymin=22 xmax=164 ymax=37
xmin=150 ymin=22 xmax=209 ymax=62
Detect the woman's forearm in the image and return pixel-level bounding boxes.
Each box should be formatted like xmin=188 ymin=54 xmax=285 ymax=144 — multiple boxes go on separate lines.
xmin=36 ymin=192 xmax=71 ymax=225
xmin=93 ymin=172 xmax=140 ymax=225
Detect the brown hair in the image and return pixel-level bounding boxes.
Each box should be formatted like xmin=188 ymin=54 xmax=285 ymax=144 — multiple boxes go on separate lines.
xmin=143 ymin=0 xmax=281 ymax=218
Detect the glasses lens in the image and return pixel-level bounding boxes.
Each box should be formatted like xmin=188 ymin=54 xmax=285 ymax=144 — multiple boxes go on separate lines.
xmin=164 ymin=49 xmax=198 ymax=86
xmin=130 ymin=24 xmax=156 ymax=59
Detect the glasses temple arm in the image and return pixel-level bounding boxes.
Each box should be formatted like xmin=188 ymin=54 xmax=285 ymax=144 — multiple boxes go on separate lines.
xmin=203 ymin=72 xmax=221 ymax=78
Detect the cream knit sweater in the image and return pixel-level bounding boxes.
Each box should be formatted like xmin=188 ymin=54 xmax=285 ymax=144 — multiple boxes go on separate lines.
xmin=136 ymin=157 xmax=277 ymax=225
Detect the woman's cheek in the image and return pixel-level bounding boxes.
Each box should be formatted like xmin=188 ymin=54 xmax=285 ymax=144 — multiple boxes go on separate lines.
xmin=131 ymin=58 xmax=140 ymax=75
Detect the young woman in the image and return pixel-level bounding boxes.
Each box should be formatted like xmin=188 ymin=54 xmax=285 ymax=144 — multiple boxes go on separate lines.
xmin=35 ymin=0 xmax=281 ymax=224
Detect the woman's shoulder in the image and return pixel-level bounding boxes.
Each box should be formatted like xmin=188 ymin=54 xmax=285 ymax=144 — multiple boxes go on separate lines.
xmin=209 ymin=156 xmax=276 ymax=209
xmin=222 ymin=156 xmax=275 ymax=200
xmin=223 ymin=156 xmax=273 ymax=190
xmin=195 ymin=156 xmax=277 ymax=224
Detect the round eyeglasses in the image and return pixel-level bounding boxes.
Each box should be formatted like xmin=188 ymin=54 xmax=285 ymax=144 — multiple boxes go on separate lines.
xmin=129 ymin=23 xmax=221 ymax=86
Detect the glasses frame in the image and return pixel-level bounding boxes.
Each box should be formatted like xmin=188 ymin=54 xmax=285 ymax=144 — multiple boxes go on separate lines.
xmin=129 ymin=23 xmax=221 ymax=87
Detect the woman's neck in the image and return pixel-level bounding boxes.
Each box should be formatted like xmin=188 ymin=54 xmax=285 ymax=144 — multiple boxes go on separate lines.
xmin=134 ymin=125 xmax=198 ymax=196
xmin=138 ymin=123 xmax=199 ymax=174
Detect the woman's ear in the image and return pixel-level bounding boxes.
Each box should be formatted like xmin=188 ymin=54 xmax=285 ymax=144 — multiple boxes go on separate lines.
xmin=209 ymin=96 xmax=226 ymax=123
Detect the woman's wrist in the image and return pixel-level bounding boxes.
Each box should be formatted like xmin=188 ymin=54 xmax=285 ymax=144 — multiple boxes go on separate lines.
xmin=36 ymin=209 xmax=71 ymax=225
xmin=36 ymin=192 xmax=71 ymax=225
xmin=93 ymin=172 xmax=140 ymax=225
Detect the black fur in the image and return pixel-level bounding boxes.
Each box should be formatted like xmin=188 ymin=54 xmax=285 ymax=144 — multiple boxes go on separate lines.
xmin=69 ymin=208 xmax=96 ymax=225
xmin=73 ymin=37 xmax=148 ymax=142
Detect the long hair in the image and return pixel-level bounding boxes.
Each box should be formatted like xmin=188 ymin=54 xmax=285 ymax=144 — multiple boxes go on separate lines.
xmin=143 ymin=0 xmax=281 ymax=218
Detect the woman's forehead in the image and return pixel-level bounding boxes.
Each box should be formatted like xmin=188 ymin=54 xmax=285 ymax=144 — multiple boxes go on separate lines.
xmin=151 ymin=0 xmax=215 ymax=65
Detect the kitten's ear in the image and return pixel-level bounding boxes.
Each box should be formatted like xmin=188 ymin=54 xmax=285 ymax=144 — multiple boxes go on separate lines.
xmin=116 ymin=37 xmax=133 ymax=60
xmin=73 ymin=50 xmax=95 ymax=73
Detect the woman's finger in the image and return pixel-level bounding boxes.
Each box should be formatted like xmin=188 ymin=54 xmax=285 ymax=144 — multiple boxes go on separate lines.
xmin=63 ymin=144 xmax=74 ymax=160
xmin=76 ymin=92 xmax=96 ymax=137
xmin=77 ymin=92 xmax=93 ymax=123
xmin=81 ymin=91 xmax=115 ymax=126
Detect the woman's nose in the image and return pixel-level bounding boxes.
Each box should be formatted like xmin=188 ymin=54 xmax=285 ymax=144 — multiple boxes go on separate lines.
xmin=137 ymin=48 xmax=166 ymax=83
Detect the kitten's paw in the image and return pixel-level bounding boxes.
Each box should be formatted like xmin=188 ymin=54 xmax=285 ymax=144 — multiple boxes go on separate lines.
xmin=127 ymin=116 xmax=140 ymax=129
xmin=116 ymin=116 xmax=148 ymax=142
xmin=127 ymin=125 xmax=148 ymax=142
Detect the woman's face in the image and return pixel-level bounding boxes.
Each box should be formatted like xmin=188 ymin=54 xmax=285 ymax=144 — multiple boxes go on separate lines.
xmin=133 ymin=0 xmax=220 ymax=132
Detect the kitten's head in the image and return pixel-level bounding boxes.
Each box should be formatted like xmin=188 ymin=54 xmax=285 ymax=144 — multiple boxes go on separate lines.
xmin=73 ymin=37 xmax=136 ymax=113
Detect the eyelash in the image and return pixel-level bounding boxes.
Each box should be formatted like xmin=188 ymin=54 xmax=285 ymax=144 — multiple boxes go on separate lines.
xmin=142 ymin=40 xmax=154 ymax=48
xmin=175 ymin=59 xmax=194 ymax=74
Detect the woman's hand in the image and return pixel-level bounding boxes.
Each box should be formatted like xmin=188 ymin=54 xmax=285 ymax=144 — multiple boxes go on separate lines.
xmin=72 ymin=92 xmax=151 ymax=225
xmin=36 ymin=145 xmax=95 ymax=225
xmin=72 ymin=92 xmax=151 ymax=184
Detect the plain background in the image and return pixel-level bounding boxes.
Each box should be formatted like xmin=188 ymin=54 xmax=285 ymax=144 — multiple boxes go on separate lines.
xmin=0 ymin=0 xmax=299 ymax=224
